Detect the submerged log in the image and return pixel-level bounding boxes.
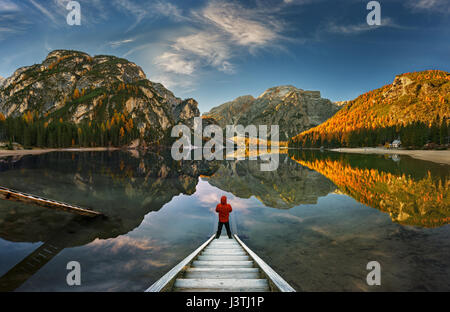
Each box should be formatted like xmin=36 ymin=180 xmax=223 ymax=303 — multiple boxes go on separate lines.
xmin=0 ymin=186 xmax=102 ymax=217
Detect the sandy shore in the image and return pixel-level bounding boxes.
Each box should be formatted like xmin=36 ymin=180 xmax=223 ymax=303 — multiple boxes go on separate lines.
xmin=330 ymin=147 xmax=450 ymax=165
xmin=0 ymin=147 xmax=120 ymax=158
xmin=2 ymin=146 xmax=448 ymax=165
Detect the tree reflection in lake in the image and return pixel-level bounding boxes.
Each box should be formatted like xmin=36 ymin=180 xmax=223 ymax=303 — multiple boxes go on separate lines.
xmin=289 ymin=150 xmax=450 ymax=227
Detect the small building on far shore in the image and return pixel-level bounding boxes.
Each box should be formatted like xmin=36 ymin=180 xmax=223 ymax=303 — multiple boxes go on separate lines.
xmin=390 ymin=139 xmax=401 ymax=149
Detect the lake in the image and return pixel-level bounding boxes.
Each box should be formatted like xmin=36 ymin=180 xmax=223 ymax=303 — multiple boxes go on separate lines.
xmin=0 ymin=150 xmax=449 ymax=291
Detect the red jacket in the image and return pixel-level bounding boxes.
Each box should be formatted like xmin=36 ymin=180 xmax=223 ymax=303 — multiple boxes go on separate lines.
xmin=216 ymin=196 xmax=232 ymax=223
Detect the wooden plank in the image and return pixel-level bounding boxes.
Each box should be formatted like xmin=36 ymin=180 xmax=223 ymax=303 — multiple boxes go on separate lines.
xmin=205 ymin=246 xmax=242 ymax=250
xmin=0 ymin=186 xmax=102 ymax=217
xmin=197 ymin=255 xmax=249 ymax=261
xmin=184 ymin=271 xmax=259 ymax=279
xmin=145 ymin=235 xmax=215 ymax=292
xmin=187 ymin=268 xmax=259 ymax=273
xmin=205 ymin=247 xmax=242 ymax=251
xmin=209 ymin=241 xmax=239 ymax=244
xmin=208 ymin=243 xmax=240 ymax=247
xmin=234 ymin=235 xmax=295 ymax=292
xmin=192 ymin=260 xmax=253 ymax=267
xmin=174 ymin=278 xmax=269 ymax=291
xmin=202 ymin=249 xmax=246 ymax=253
xmin=211 ymin=240 xmax=235 ymax=243
xmin=201 ymin=251 xmax=247 ymax=256
xmin=208 ymin=241 xmax=237 ymax=244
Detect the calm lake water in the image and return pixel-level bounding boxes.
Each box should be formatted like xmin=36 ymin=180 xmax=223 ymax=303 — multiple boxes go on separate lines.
xmin=0 ymin=150 xmax=449 ymax=291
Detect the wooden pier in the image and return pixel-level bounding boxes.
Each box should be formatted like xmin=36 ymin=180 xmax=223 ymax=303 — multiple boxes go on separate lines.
xmin=146 ymin=234 xmax=295 ymax=292
xmin=0 ymin=186 xmax=102 ymax=217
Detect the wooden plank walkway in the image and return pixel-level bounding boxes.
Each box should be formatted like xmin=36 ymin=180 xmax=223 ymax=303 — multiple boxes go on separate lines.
xmin=146 ymin=234 xmax=295 ymax=292
xmin=0 ymin=186 xmax=102 ymax=217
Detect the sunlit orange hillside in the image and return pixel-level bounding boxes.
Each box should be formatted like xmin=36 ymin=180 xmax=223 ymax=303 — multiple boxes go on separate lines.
xmin=289 ymin=70 xmax=450 ymax=148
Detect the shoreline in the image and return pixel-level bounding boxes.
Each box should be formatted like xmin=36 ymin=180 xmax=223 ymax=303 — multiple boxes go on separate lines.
xmin=329 ymin=147 xmax=450 ymax=165
xmin=0 ymin=147 xmax=120 ymax=158
xmin=1 ymin=146 xmax=449 ymax=166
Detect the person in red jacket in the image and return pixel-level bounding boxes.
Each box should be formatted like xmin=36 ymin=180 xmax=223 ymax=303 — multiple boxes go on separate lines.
xmin=215 ymin=195 xmax=233 ymax=239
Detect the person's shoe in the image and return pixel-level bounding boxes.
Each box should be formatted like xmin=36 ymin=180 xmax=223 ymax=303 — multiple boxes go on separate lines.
xmin=228 ymin=237 xmax=232 ymax=239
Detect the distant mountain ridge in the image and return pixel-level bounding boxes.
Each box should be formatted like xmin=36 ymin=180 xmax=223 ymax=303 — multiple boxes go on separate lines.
xmin=0 ymin=49 xmax=199 ymax=145
xmin=203 ymin=85 xmax=340 ymax=141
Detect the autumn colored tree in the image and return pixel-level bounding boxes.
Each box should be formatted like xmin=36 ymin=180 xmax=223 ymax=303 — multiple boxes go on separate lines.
xmin=73 ymin=88 xmax=80 ymax=99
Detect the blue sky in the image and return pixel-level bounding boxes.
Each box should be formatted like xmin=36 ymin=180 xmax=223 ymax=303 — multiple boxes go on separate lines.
xmin=0 ymin=0 xmax=449 ymax=113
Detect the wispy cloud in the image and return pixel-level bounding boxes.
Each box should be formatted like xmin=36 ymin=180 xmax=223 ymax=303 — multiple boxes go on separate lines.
xmin=152 ymin=0 xmax=286 ymax=88
xmin=154 ymin=32 xmax=233 ymax=75
xmin=113 ymin=0 xmax=147 ymax=31
xmin=0 ymin=0 xmax=20 ymax=11
xmin=175 ymin=32 xmax=233 ymax=73
xmin=109 ymin=38 xmax=136 ymax=47
xmin=88 ymin=235 xmax=161 ymax=254
xmin=112 ymin=0 xmax=187 ymax=31
xmin=0 ymin=24 xmax=18 ymax=32
xmin=406 ymin=0 xmax=450 ymax=14
xmin=122 ymin=42 xmax=152 ymax=58
xmin=0 ymin=2 xmax=30 ymax=40
xmin=152 ymin=1 xmax=187 ymax=22
xmin=29 ymin=0 xmax=59 ymax=25
xmin=149 ymin=73 xmax=196 ymax=91
xmin=198 ymin=1 xmax=283 ymax=47
xmin=154 ymin=51 xmax=197 ymax=75
xmin=326 ymin=17 xmax=403 ymax=35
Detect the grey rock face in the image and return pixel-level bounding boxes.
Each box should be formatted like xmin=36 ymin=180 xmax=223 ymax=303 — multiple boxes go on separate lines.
xmin=203 ymin=85 xmax=340 ymax=141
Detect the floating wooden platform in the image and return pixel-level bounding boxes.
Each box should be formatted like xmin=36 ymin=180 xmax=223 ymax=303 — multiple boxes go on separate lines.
xmin=0 ymin=186 xmax=102 ymax=217
xmin=146 ymin=234 xmax=295 ymax=292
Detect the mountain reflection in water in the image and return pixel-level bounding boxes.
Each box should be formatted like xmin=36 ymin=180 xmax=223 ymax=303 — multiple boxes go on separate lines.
xmin=0 ymin=149 xmax=448 ymax=291
xmin=289 ymin=150 xmax=450 ymax=227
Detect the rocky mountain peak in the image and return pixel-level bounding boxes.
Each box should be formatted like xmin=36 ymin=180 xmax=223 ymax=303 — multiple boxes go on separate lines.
xmin=258 ymin=85 xmax=301 ymax=99
xmin=0 ymin=49 xmax=200 ymax=144
xmin=334 ymin=101 xmax=350 ymax=107
xmin=204 ymin=85 xmax=340 ymax=140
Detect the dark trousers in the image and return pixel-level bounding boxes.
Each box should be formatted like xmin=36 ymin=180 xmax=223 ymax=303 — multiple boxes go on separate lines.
xmin=216 ymin=222 xmax=232 ymax=238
